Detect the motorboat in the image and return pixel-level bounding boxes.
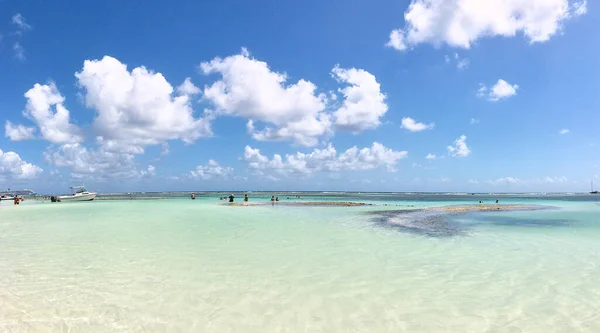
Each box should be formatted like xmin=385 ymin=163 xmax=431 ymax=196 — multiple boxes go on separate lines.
xmin=0 ymin=194 xmax=16 ymax=203
xmin=57 ymin=186 xmax=97 ymax=202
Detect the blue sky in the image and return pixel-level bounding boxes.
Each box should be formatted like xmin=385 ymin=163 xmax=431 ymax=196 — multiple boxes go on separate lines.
xmin=0 ymin=0 xmax=598 ymax=193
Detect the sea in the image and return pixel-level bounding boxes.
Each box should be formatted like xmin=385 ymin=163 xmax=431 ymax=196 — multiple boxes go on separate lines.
xmin=1 ymin=192 xmax=599 ymax=332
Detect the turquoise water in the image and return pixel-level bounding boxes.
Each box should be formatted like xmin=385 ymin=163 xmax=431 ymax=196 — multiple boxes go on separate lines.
xmin=1 ymin=195 xmax=599 ymax=332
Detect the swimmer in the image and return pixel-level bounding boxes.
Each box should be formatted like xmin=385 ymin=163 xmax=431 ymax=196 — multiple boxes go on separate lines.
xmin=228 ymin=194 xmax=235 ymax=203
xmin=244 ymin=194 xmax=249 ymax=202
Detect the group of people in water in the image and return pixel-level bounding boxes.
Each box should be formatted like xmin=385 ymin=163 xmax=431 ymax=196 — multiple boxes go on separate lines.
xmin=218 ymin=194 xmax=281 ymax=203
xmin=478 ymin=199 xmax=500 ymax=204
xmin=189 ymin=193 xmax=301 ymax=203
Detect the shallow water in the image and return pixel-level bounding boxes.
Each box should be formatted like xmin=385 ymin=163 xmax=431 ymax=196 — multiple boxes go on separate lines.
xmin=1 ymin=196 xmax=599 ymax=332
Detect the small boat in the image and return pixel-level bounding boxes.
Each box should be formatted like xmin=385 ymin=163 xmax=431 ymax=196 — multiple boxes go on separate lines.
xmin=57 ymin=186 xmax=97 ymax=202
xmin=0 ymin=194 xmax=16 ymax=203
xmin=590 ymin=181 xmax=599 ymax=195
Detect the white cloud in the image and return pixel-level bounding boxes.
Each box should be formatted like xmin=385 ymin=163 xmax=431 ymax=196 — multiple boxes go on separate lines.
xmin=200 ymin=48 xmax=330 ymax=147
xmin=387 ymin=0 xmax=587 ymax=51
xmin=479 ymin=80 xmax=519 ymax=101
xmin=401 ymin=117 xmax=434 ymax=132
xmin=440 ymin=177 xmax=452 ymax=183
xmin=139 ymin=165 xmax=156 ymax=178
xmin=412 ymin=162 xmax=423 ymax=168
xmin=5 ymin=121 xmax=35 ymax=141
xmin=75 ymin=56 xmax=212 ymax=154
xmin=448 ymin=135 xmax=470 ymax=157
xmin=448 ymin=53 xmax=470 ymax=70
xmin=161 ymin=143 xmax=170 ymax=156
xmin=573 ymin=1 xmax=588 ymax=15
xmin=331 ymin=65 xmax=388 ymax=133
xmin=176 ymin=77 xmax=201 ymax=96
xmin=470 ymin=118 xmax=480 ymax=124
xmin=486 ymin=177 xmax=523 ymax=185
xmin=13 ymin=42 xmax=25 ymax=61
xmin=13 ymin=83 xmax=84 ymax=144
xmin=540 ymin=176 xmax=568 ymax=184
xmin=11 ymin=13 xmax=32 ymax=32
xmin=425 ymin=153 xmax=437 ymax=160
xmin=328 ymin=91 xmax=338 ymax=101
xmin=483 ymin=176 xmax=570 ymax=186
xmin=0 ymin=148 xmax=43 ymax=180
xmin=189 ymin=160 xmax=234 ymax=180
xmin=456 ymin=58 xmax=470 ymax=70
xmin=44 ymin=143 xmax=149 ymax=180
xmin=468 ymin=179 xmax=479 ymax=184
xmin=386 ymin=29 xmax=407 ymax=51
xmin=243 ymin=142 xmax=407 ymax=176
xmin=559 ymin=128 xmax=570 ymax=134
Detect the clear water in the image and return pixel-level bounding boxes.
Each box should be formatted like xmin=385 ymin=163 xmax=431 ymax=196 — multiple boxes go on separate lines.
xmin=1 ymin=195 xmax=599 ymax=332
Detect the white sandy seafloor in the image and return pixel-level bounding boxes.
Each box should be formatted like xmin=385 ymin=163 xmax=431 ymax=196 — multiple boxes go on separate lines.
xmin=0 ymin=198 xmax=599 ymax=332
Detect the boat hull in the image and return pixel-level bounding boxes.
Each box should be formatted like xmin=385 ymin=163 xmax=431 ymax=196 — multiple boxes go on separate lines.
xmin=57 ymin=193 xmax=97 ymax=202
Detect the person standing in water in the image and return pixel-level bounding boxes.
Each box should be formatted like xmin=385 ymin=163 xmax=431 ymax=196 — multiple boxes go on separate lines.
xmin=244 ymin=194 xmax=248 ymax=202
xmin=228 ymin=194 xmax=235 ymax=203
xmin=190 ymin=193 xmax=195 ymax=200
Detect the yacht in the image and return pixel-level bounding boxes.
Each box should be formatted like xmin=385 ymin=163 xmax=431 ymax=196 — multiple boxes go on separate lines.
xmin=591 ymin=181 xmax=599 ymax=195
xmin=57 ymin=186 xmax=97 ymax=202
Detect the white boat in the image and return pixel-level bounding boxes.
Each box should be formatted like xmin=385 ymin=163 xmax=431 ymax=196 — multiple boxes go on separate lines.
xmin=0 ymin=194 xmax=16 ymax=203
xmin=57 ymin=186 xmax=97 ymax=202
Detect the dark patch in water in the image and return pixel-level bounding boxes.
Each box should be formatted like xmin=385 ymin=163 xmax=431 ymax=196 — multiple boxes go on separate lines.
xmin=367 ymin=210 xmax=468 ymax=237
xmin=365 ymin=205 xmax=568 ymax=237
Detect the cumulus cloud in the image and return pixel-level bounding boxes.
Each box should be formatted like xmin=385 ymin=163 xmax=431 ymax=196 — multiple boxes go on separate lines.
xmin=470 ymin=118 xmax=480 ymax=124
xmin=386 ymin=29 xmax=407 ymax=51
xmin=243 ymin=142 xmax=407 ymax=176
xmin=189 ymin=160 xmax=234 ymax=180
xmin=559 ymin=128 xmax=570 ymax=134
xmin=0 ymin=148 xmax=43 ymax=180
xmin=5 ymin=121 xmax=35 ymax=141
xmin=387 ymin=0 xmax=587 ymax=51
xmin=200 ymin=48 xmax=330 ymax=147
xmin=425 ymin=153 xmax=437 ymax=160
xmin=201 ymin=49 xmax=387 ymax=146
xmin=331 ymin=65 xmax=388 ymax=133
xmin=448 ymin=135 xmax=470 ymax=157
xmin=9 ymin=83 xmax=84 ymax=144
xmin=478 ymin=80 xmax=519 ymax=101
xmin=140 ymin=165 xmax=156 ymax=178
xmin=401 ymin=117 xmax=434 ymax=132
xmin=44 ymin=143 xmax=150 ymax=180
xmin=75 ymin=56 xmax=212 ymax=154
xmin=176 ymin=77 xmax=201 ymax=96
